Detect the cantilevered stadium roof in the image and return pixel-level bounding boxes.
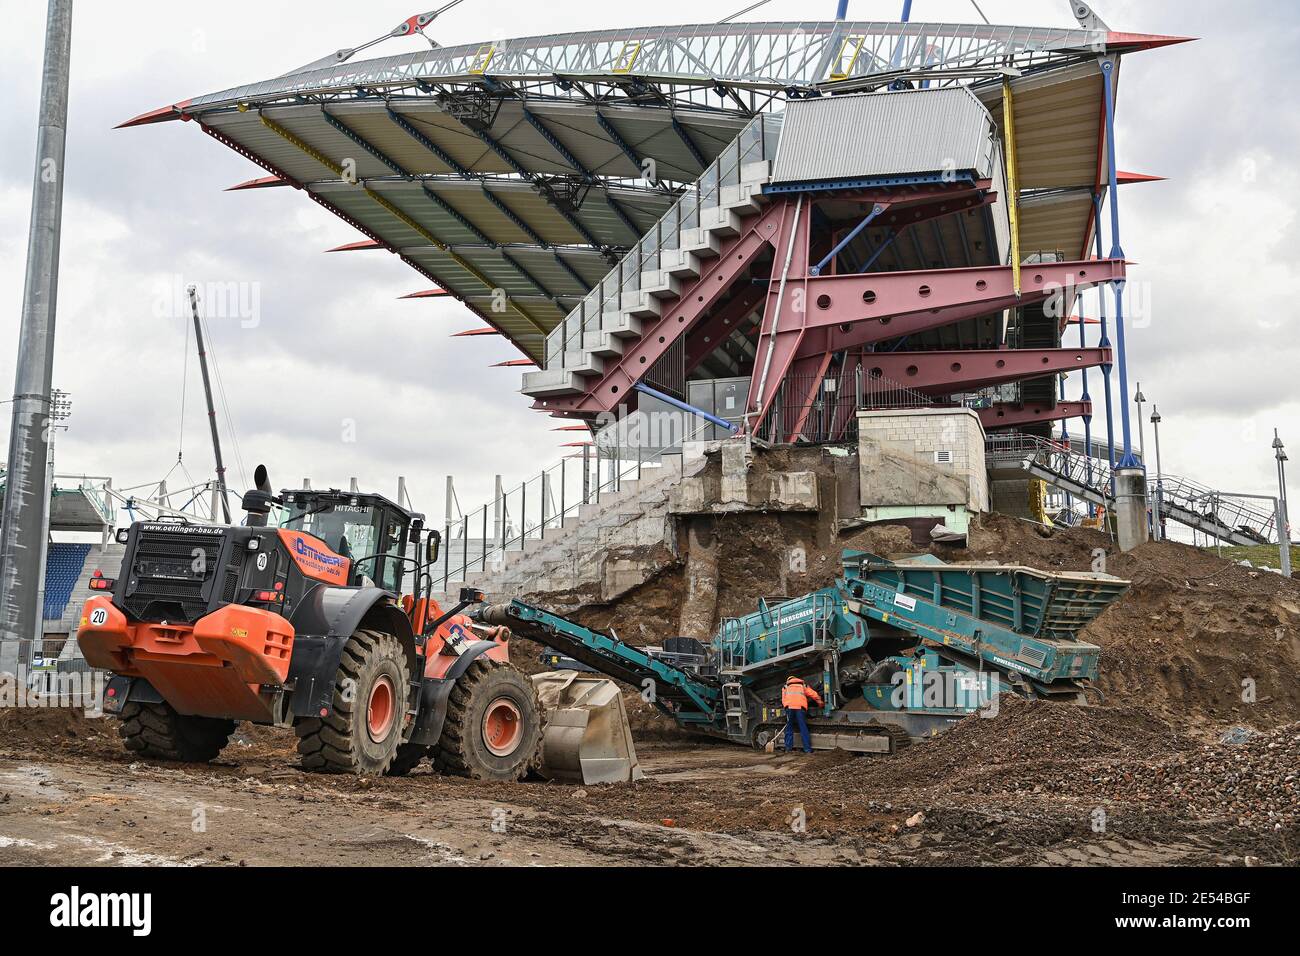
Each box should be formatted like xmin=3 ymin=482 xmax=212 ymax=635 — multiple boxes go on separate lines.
xmin=124 ymin=15 xmax=1189 ymax=362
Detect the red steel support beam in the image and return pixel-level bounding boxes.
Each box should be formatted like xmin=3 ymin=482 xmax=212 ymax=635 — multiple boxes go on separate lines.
xmin=750 ymin=257 xmax=1124 ymax=425
xmin=226 ymin=175 xmax=288 ymax=191
xmin=860 ymin=189 xmax=995 ymax=238
xmin=684 ymin=283 xmax=767 ymax=373
xmin=794 ymin=259 xmax=1124 ymax=335
xmin=794 ymin=258 xmax=1122 ymax=356
xmin=745 ymin=200 xmax=813 ymax=422
xmin=855 ymin=348 xmax=1110 ymax=395
xmin=535 ymin=201 xmax=787 ymax=417
xmin=979 ymin=400 xmax=1092 ymax=431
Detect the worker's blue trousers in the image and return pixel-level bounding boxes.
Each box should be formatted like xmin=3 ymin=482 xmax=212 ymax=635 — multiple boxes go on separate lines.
xmin=784 ymin=707 xmax=812 ymax=753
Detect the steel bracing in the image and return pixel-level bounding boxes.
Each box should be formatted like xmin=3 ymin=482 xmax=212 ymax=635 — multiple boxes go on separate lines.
xmin=179 ymin=21 xmax=1185 ymax=111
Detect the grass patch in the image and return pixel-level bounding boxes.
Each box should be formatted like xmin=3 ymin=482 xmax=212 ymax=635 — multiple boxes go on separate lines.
xmin=1207 ymin=543 xmax=1299 ymax=571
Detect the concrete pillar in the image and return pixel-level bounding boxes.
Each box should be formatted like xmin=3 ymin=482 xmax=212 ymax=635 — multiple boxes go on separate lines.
xmin=720 ymin=438 xmax=752 ymax=506
xmin=1113 ymin=467 xmax=1149 ymax=552
xmin=677 ymin=518 xmax=719 ymax=638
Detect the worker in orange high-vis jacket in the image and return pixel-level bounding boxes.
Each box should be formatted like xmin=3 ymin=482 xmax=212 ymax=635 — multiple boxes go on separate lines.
xmin=781 ymin=676 xmax=823 ymax=754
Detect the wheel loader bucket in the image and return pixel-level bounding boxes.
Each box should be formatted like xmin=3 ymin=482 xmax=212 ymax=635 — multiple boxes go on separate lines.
xmin=532 ymin=671 xmax=643 ymax=784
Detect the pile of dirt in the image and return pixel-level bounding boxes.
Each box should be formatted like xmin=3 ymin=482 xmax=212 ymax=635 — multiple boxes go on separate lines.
xmin=1081 ymin=544 xmax=1300 ymax=728
xmin=919 ymin=515 xmax=1300 ymax=727
xmin=1094 ymin=723 xmax=1300 ymax=829
xmin=622 ymin=692 xmax=703 ymax=742
xmin=792 ymin=696 xmax=1298 ymax=832
xmin=804 ymin=696 xmax=1195 ymax=793
xmin=0 ymin=701 xmax=304 ymax=767
xmin=0 ymin=705 xmax=122 ymax=760
xmin=560 ymin=562 xmax=686 ymax=647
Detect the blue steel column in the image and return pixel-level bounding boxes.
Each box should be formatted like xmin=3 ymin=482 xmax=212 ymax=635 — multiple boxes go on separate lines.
xmin=1091 ymin=192 xmax=1117 ymax=483
xmin=1058 ymin=372 xmax=1073 ymax=513
xmin=1076 ymin=291 xmax=1095 ymax=500
xmin=1100 ymin=57 xmax=1140 ymax=469
xmin=888 ymin=0 xmax=915 ymax=83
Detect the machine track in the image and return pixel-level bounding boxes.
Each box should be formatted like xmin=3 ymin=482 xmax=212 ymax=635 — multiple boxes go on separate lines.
xmin=432 ymin=659 xmax=543 ymax=782
xmin=749 ymin=716 xmax=910 ymax=753
xmin=294 ymin=629 xmax=410 ymax=775
xmin=118 ymin=701 xmax=235 ymax=763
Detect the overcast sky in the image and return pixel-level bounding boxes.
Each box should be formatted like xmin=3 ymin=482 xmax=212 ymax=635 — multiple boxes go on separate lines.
xmin=1 ymin=0 xmax=1295 ymax=529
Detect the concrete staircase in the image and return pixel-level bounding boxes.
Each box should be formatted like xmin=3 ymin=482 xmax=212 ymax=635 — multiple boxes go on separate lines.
xmin=522 ymin=159 xmax=774 ymax=399
xmin=432 ymin=446 xmax=712 ymax=604
xmin=55 ymin=542 xmax=125 ymax=644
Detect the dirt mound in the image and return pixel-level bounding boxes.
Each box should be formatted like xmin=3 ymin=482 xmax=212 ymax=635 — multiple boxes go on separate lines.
xmin=1096 ymin=723 xmax=1300 ymax=828
xmin=560 ymin=563 xmax=686 ymax=647
xmin=806 ymin=696 xmax=1194 ymax=792
xmin=790 ymin=697 xmax=1297 ymax=831
xmin=540 ymin=501 xmax=1300 ymax=732
xmin=0 ymin=706 xmax=122 ymax=760
xmin=792 ymin=747 xmax=859 ymax=773
xmin=622 ymin=691 xmax=703 ymax=742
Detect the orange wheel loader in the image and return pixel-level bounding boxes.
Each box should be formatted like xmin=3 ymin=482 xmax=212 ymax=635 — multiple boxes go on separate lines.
xmin=76 ymin=466 xmax=542 ymax=780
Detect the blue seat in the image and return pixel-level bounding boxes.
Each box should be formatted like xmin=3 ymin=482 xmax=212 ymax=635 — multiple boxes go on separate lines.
xmin=43 ymin=543 xmax=92 ymax=621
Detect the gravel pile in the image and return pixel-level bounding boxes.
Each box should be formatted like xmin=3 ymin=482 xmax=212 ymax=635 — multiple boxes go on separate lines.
xmin=796 ymin=697 xmax=1297 ymax=832
xmin=1096 ymin=724 xmax=1300 ymax=829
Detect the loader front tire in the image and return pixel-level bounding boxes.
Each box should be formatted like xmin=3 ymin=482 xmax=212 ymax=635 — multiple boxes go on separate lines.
xmin=432 ymin=659 xmax=542 ymax=782
xmin=118 ymin=701 xmax=235 ymax=763
xmin=294 ymin=629 xmax=410 ymax=775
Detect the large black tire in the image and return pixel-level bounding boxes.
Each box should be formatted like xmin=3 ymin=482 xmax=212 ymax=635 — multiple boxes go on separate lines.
xmin=118 ymin=701 xmax=235 ymax=763
xmin=294 ymin=629 xmax=411 ymax=775
xmin=385 ymin=743 xmax=431 ymax=777
xmin=432 ymin=659 xmax=543 ymax=782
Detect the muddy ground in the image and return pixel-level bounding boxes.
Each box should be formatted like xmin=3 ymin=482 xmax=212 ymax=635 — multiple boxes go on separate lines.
xmin=2 ymin=495 xmax=1298 ymax=867
xmin=0 ymin=702 xmax=1294 ymax=867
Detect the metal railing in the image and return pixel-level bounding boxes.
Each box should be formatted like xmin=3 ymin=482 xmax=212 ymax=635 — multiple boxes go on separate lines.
xmin=2 ymin=467 xmax=118 ymax=526
xmin=1157 ymin=476 xmax=1278 ymax=544
xmin=988 ymin=432 xmax=1282 ymax=545
xmin=756 ymin=366 xmax=938 ymax=444
xmin=433 ymin=417 xmax=719 ymax=592
xmin=543 ymin=112 xmax=783 ymax=370
xmin=717 ymin=591 xmax=837 ymax=673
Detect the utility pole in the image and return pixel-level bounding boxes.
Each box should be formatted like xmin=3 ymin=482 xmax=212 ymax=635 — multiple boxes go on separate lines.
xmin=186 ymin=286 xmax=231 ymax=523
xmin=0 ymin=0 xmax=74 ymax=644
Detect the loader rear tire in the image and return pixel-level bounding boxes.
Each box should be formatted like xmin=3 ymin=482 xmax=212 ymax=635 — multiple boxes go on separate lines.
xmin=294 ymin=629 xmax=410 ymax=775
xmin=432 ymin=659 xmax=542 ymax=782
xmin=385 ymin=743 xmax=431 ymax=777
xmin=118 ymin=701 xmax=235 ymax=763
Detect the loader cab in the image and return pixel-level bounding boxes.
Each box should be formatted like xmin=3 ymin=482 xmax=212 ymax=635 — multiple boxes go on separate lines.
xmin=277 ymin=490 xmax=423 ymax=593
